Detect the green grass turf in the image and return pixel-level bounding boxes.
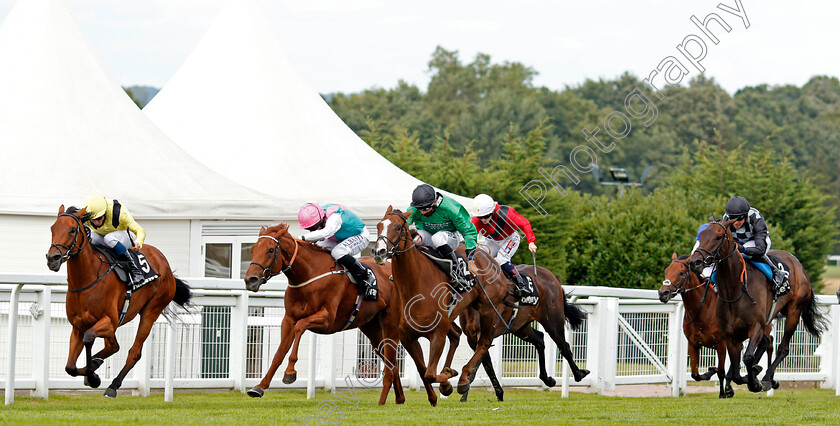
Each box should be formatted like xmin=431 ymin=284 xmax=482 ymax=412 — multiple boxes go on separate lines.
xmin=2 ymin=387 xmax=839 ymax=425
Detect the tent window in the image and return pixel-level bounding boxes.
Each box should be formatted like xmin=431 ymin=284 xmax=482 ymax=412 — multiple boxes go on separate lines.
xmin=205 ymin=243 xmax=232 ymax=278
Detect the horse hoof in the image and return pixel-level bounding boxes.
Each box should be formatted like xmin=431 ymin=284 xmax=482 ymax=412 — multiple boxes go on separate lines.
xmin=724 ymin=385 xmax=735 ymax=398
xmin=707 ymin=367 xmax=717 ymax=374
xmin=772 ymin=380 xmax=780 ymax=390
xmin=459 ymin=393 xmax=469 ymax=403
xmin=495 ymin=391 xmax=504 ymax=402
xmin=748 ymin=380 xmax=763 ymax=393
xmin=282 ymin=373 xmax=297 ymax=384
xmin=103 ymin=388 xmax=117 ymax=398
xmin=760 ymin=381 xmax=773 ymax=392
xmin=544 ymin=376 xmax=557 ymax=387
xmin=457 ymin=383 xmax=471 ymax=394
xmin=89 ymin=357 xmax=104 ymax=372
xmin=84 ymin=373 xmax=101 ymax=389
xmin=574 ymin=369 xmax=590 ymax=382
xmin=439 ymin=382 xmax=453 ymax=396
xmin=247 ymin=387 xmax=265 ymax=398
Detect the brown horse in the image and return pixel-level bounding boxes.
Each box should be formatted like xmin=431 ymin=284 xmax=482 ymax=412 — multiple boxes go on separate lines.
xmin=456 ymin=264 xmax=589 ymax=402
xmin=242 ymin=224 xmax=405 ymax=405
xmin=46 ymin=206 xmax=191 ymax=398
xmin=658 ymin=253 xmax=739 ymax=398
xmin=689 ymin=218 xmax=827 ymax=392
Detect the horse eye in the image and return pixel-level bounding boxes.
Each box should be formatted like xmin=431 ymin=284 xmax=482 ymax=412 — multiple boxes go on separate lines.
xmin=395 ymin=224 xmax=402 ymax=231
xmin=268 ymin=248 xmax=274 ymax=253
xmin=70 ymin=228 xmax=76 ymax=234
xmin=679 ymin=272 xmax=685 ymax=277
xmin=715 ymin=235 xmax=722 ymax=240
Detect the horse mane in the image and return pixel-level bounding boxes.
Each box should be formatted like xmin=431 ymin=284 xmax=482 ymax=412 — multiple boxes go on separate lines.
xmin=65 ymin=206 xmax=92 ymax=222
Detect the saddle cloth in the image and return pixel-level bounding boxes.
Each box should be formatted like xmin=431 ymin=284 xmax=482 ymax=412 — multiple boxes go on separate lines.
xmin=92 ymin=244 xmax=159 ymax=290
xmin=418 ymin=246 xmax=475 ymax=293
xmin=515 ymin=271 xmax=540 ymax=306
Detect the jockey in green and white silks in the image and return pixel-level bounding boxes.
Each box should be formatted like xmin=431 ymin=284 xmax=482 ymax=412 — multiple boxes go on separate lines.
xmin=406 ymin=184 xmax=478 ymax=286
xmin=298 ymin=203 xmax=377 ymax=301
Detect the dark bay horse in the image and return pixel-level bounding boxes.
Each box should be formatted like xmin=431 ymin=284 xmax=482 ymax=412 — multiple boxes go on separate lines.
xmin=689 ymin=218 xmax=827 ymax=392
xmin=457 ymin=264 xmax=589 ymax=402
xmin=46 ymin=206 xmax=191 ymax=398
xmin=242 ymin=224 xmax=404 ymax=405
xmin=658 ymin=253 xmax=737 ymax=398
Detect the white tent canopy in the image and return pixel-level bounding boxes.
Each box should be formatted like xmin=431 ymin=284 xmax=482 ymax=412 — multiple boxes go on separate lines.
xmin=0 ymin=0 xmax=281 ymax=219
xmin=145 ymin=0 xmax=470 ymax=219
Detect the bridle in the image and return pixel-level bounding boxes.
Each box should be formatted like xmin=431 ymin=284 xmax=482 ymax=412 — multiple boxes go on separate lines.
xmin=694 ymin=221 xmax=753 ymax=305
xmin=249 ymin=234 xmax=299 ymax=283
xmin=376 ymin=212 xmax=416 ymax=259
xmin=694 ymin=221 xmax=737 ymax=266
xmin=662 ymin=258 xmax=711 ymax=324
xmin=50 ymin=213 xmax=89 ymax=262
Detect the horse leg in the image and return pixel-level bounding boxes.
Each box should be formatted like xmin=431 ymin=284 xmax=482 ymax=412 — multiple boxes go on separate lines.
xmin=285 ymin=308 xmax=333 ymax=385
xmin=64 ymin=327 xmax=85 ymax=377
xmin=426 ymin=329 xmax=451 ymax=386
xmin=480 ymin=352 xmax=504 ymax=402
xmin=359 ymin=322 xmax=395 ymax=406
xmin=688 ymin=342 xmax=714 ymax=381
xmin=81 ymin=316 xmax=117 ymax=389
xmin=543 ymin=320 xmax=589 ymax=381
xmin=741 ymin=324 xmax=770 ymax=393
xmin=248 ymin=316 xmax=295 ymax=397
xmin=380 ymin=316 xmax=406 ymax=405
xmin=402 ymin=336 xmax=437 ymax=407
xmin=457 ymin=309 xmax=494 ymax=394
xmin=763 ymin=313 xmax=800 ymax=390
xmin=458 ymin=325 xmax=481 ymax=403
xmin=103 ymin=313 xmax=157 ymax=398
xmin=439 ymin=323 xmax=462 ymax=397
xmin=716 ymin=342 xmax=734 ymax=398
xmin=726 ymin=339 xmax=746 ymax=385
xmin=516 ymin=325 xmax=555 ymax=387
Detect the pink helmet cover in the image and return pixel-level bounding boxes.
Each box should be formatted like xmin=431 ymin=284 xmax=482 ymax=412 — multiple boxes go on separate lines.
xmin=298 ymin=203 xmax=325 ymax=228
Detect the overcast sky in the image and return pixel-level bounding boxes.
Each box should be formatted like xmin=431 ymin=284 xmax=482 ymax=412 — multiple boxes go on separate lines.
xmin=0 ymin=0 xmax=837 ymax=95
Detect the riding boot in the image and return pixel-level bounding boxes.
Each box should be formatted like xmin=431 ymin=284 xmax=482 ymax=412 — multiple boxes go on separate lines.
xmin=501 ymin=262 xmax=527 ymax=298
xmin=437 ymin=245 xmax=471 ymax=288
xmin=762 ymin=254 xmax=788 ymax=296
xmin=118 ymin=251 xmax=145 ymax=285
xmin=337 ymin=255 xmax=378 ymax=301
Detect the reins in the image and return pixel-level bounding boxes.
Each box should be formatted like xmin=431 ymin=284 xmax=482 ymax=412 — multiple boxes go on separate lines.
xmin=664 ymin=259 xmax=710 ymax=325
xmin=697 ymin=222 xmax=754 ymax=305
xmin=53 ymin=213 xmax=115 ymax=294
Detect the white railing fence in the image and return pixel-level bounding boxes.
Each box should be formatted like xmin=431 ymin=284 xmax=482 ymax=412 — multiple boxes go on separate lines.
xmin=2 ymin=273 xmax=839 ymax=405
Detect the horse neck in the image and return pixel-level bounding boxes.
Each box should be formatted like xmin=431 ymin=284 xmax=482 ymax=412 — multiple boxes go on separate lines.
xmin=715 ymin=238 xmax=744 ymax=298
xmin=280 ymin=237 xmax=331 ymax=289
xmin=65 ymin=239 xmax=104 ymax=291
xmin=680 ymin=275 xmax=708 ymax=310
xmin=390 ymin=244 xmax=441 ymax=297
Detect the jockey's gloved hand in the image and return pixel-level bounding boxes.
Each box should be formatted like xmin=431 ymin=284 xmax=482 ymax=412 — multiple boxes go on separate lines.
xmin=299 ymin=235 xmax=307 ymax=242
xmin=465 ymin=248 xmax=475 ymax=260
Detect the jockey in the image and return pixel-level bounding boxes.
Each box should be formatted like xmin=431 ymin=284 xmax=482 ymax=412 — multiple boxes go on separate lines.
xmin=82 ymin=193 xmax=145 ymax=285
xmin=298 ymin=203 xmax=378 ymax=301
xmin=721 ymin=195 xmax=786 ymax=293
xmin=470 ymin=194 xmax=537 ymax=298
xmin=406 ymin=184 xmax=478 ymax=287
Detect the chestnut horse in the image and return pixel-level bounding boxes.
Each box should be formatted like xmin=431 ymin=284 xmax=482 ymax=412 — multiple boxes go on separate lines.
xmin=46 ymin=206 xmax=191 ymax=398
xmin=689 ymin=218 xmax=827 ymax=392
xmin=457 ymin=264 xmax=589 ymax=402
xmin=242 ymin=224 xmax=404 ymax=405
xmin=658 ymin=253 xmax=741 ymax=398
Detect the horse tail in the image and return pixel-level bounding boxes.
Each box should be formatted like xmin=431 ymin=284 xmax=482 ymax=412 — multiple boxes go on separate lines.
xmin=173 ymin=276 xmax=193 ymax=307
xmin=555 ymin=274 xmax=586 ymax=331
xmin=801 ymin=290 xmax=828 ymax=337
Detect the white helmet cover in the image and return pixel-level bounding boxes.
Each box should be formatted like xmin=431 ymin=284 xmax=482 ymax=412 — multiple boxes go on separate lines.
xmin=472 ymin=194 xmax=496 ymax=217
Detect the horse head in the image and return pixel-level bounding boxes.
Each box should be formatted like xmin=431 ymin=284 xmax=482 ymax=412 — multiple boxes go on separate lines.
xmin=373 ymin=205 xmax=414 ymax=265
xmin=659 ymin=252 xmax=693 ymax=303
xmin=244 ymin=224 xmax=296 ymax=292
xmin=689 ymin=219 xmax=736 ymax=275
xmin=47 ymin=205 xmax=90 ymax=272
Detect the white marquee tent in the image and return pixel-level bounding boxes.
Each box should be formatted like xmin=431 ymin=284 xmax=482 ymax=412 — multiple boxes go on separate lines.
xmin=0 ymin=0 xmax=282 ymax=274
xmin=144 ymin=0 xmax=469 ymax=219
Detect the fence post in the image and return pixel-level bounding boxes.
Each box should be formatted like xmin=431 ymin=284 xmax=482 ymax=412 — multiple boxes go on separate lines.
xmin=4 ymin=283 xmax=23 ymax=406
xmin=307 ymin=332 xmax=317 ymax=399
xmin=561 ymin=322 xmax=571 ymax=398
xmin=134 ymin=336 xmax=152 ymax=397
xmin=588 ymin=297 xmax=618 ymax=394
xmin=833 ymin=305 xmax=840 ymax=397
xmin=544 ymin=321 xmax=558 ymax=389
xmin=30 ymin=286 xmax=51 ymax=400
xmin=164 ymin=313 xmax=176 ymax=402
xmin=667 ymin=301 xmax=685 ymax=397
xmin=325 ymin=333 xmax=336 ymax=392
xmin=230 ymin=291 xmax=249 ymax=393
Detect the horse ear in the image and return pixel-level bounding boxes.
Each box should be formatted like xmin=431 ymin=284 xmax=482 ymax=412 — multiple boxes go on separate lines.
xmin=259 ymin=226 xmax=266 ymax=235
xmin=58 ymin=204 xmax=65 ymax=215
xmin=708 ymin=214 xmax=716 ymax=222
xmin=672 ymin=252 xmax=678 ymax=260
xmin=402 ymin=210 xmax=411 ymax=220
xmin=386 ymin=205 xmax=393 ymax=213
xmin=79 ymin=207 xmax=87 ymax=217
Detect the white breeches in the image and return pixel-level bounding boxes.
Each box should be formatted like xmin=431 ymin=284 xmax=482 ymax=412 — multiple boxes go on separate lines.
xmin=483 ymin=233 xmax=521 ymax=264
xmin=89 ymin=230 xmax=136 ymax=250
xmin=415 ymin=229 xmax=459 ymax=250
xmin=317 ymin=227 xmax=371 ymax=259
